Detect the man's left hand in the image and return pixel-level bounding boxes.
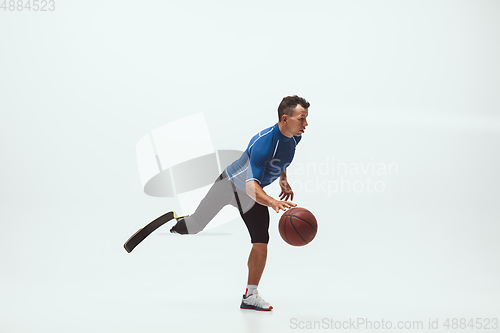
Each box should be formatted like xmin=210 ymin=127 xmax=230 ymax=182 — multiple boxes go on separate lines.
xmin=279 ymin=178 xmax=294 ymax=202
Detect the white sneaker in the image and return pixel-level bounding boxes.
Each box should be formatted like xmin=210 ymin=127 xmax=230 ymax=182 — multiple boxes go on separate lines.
xmin=240 ymin=291 xmax=273 ymax=311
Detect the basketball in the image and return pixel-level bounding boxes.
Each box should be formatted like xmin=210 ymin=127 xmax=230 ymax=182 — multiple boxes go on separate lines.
xmin=278 ymin=207 xmax=317 ymax=246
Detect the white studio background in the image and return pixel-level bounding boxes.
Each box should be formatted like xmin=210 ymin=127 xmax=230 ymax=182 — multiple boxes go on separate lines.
xmin=1 ymin=1 xmax=499 ymax=332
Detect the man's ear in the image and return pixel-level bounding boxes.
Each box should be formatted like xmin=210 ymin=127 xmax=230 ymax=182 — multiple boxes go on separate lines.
xmin=281 ymin=114 xmax=287 ymax=123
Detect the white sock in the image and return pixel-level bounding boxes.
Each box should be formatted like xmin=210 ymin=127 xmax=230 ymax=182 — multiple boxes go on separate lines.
xmin=246 ymin=285 xmax=258 ymax=296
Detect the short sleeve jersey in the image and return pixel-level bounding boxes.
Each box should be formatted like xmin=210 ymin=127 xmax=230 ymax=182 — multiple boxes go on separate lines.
xmin=224 ymin=123 xmax=302 ymax=192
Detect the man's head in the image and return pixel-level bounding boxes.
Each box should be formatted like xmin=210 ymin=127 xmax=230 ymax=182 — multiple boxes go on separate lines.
xmin=277 ymin=95 xmax=309 ymax=137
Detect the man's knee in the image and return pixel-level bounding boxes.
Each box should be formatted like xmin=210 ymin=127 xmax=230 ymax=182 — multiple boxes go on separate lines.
xmin=252 ymin=243 xmax=268 ymax=254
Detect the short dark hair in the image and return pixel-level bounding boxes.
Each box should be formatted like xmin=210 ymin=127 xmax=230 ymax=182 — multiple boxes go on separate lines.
xmin=278 ymin=95 xmax=310 ymax=122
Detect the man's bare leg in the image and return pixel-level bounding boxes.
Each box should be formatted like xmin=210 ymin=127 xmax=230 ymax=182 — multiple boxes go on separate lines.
xmin=247 ymin=243 xmax=268 ymax=285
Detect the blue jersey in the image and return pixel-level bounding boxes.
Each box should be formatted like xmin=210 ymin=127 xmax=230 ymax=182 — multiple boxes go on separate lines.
xmin=224 ymin=123 xmax=302 ymax=192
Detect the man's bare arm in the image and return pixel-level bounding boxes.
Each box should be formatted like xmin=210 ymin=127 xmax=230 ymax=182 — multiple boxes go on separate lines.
xmin=278 ymin=169 xmax=294 ymax=201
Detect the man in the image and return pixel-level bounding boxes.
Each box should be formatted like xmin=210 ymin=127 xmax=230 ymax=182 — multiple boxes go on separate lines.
xmin=170 ymin=95 xmax=309 ymax=311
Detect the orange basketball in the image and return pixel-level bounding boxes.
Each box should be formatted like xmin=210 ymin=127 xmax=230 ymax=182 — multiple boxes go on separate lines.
xmin=279 ymin=207 xmax=317 ymax=246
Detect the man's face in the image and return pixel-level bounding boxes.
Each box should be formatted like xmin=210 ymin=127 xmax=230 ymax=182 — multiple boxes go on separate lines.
xmin=285 ymin=105 xmax=309 ymax=136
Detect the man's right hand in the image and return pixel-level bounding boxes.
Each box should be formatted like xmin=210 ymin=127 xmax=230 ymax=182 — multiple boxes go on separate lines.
xmin=270 ymin=199 xmax=297 ymax=213
xmin=246 ymin=180 xmax=297 ymax=213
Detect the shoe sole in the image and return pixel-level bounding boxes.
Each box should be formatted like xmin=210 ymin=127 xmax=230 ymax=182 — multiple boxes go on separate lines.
xmin=240 ymin=305 xmax=273 ymax=311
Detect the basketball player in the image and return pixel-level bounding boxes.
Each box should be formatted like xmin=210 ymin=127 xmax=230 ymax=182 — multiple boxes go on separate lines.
xmin=170 ymin=95 xmax=309 ymax=311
